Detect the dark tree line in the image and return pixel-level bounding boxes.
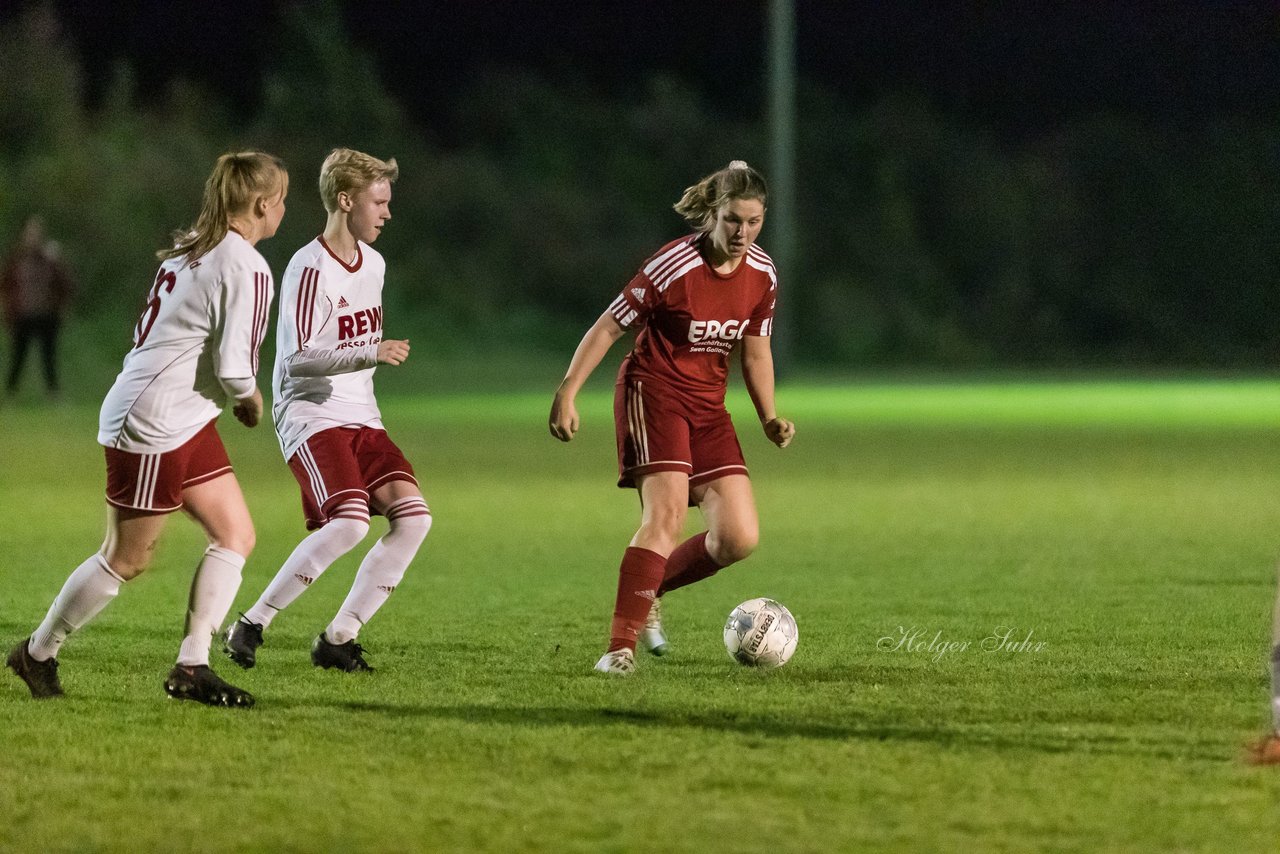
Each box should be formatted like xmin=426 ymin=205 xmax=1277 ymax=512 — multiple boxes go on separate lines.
xmin=2 ymin=3 xmax=1277 ymax=384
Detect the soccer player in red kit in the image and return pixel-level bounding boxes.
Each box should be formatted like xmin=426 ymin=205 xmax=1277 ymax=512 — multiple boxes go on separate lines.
xmin=550 ymin=160 xmax=796 ymax=675
xmin=6 ymin=152 xmax=287 ymax=706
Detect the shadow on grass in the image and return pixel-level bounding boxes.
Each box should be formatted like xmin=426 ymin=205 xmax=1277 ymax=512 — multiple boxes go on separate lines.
xmin=255 ymin=695 xmax=1230 ymax=762
xmin=0 ymin=618 xmax=1252 ymax=764
xmin=0 ymin=675 xmax=1248 ymax=764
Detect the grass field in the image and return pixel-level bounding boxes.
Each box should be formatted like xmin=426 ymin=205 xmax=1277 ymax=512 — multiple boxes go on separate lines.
xmin=4 ymin=379 xmax=1280 ymax=852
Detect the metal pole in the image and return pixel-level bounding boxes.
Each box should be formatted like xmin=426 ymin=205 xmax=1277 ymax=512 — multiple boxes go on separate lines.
xmin=767 ymin=0 xmax=797 ymax=372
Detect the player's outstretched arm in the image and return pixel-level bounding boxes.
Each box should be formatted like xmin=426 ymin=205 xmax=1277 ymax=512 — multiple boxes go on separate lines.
xmin=550 ymin=312 xmax=626 ymax=442
xmin=741 ymin=335 xmax=795 ymax=449
xmin=378 ymin=338 xmax=410 ymax=365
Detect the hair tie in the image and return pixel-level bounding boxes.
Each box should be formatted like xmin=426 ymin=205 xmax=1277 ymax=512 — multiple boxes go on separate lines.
xmin=727 ymin=160 xmax=749 ymax=170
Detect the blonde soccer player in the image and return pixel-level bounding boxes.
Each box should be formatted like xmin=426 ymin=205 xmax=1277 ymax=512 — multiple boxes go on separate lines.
xmin=550 ymin=161 xmax=795 ymax=675
xmin=6 ymin=152 xmax=287 ymax=707
xmin=225 ymin=149 xmax=431 ymax=673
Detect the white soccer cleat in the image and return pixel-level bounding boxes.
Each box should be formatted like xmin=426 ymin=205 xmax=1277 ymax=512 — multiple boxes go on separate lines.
xmin=593 ymin=648 xmax=636 ymax=675
xmin=639 ymin=598 xmax=670 ymax=656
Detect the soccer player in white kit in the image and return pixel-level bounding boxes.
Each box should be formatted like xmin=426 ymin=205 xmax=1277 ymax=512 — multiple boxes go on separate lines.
xmin=225 ymin=149 xmax=431 ymax=673
xmin=5 ymin=152 xmax=287 ymax=707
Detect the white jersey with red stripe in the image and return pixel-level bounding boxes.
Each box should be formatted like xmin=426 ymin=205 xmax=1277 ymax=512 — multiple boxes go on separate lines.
xmin=97 ymin=231 xmax=274 ymax=453
xmin=272 ymin=236 xmax=387 ymax=460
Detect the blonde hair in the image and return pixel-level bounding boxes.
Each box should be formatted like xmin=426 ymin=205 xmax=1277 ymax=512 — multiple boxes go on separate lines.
xmin=159 ymin=151 xmax=287 ymax=261
xmin=319 ymin=148 xmax=399 ymax=213
xmin=673 ymin=160 xmax=768 ymax=232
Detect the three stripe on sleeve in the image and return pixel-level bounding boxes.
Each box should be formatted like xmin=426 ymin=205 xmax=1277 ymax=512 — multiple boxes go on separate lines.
xmin=296 ymin=267 xmax=320 ymax=348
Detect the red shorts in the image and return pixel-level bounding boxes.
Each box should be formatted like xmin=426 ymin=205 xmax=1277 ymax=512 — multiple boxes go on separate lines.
xmin=104 ymin=419 xmax=232 ymax=512
xmin=288 ymin=426 xmax=418 ymax=530
xmin=614 ymin=376 xmax=748 ymax=491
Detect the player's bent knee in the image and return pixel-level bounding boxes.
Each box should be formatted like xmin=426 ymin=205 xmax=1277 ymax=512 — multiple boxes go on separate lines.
xmin=102 ymin=544 xmax=155 ymax=579
xmin=108 ymin=555 xmax=150 ymax=581
xmin=645 ymin=509 xmax=688 ymax=541
xmin=210 ymin=527 xmax=256 ymax=558
xmin=326 ymin=516 xmax=371 ymax=550
xmin=712 ymin=530 xmax=759 ymax=565
xmin=635 ymin=522 xmax=683 ymax=556
xmin=390 ymin=512 xmax=432 ymax=547
xmin=233 ymin=529 xmax=257 ymax=558
xmin=400 ymin=511 xmax=433 ymax=533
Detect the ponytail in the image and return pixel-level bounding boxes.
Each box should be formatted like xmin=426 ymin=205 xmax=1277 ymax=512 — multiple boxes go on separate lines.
xmin=159 ymin=151 xmax=287 ymax=262
xmin=672 ymin=160 xmax=768 ymax=232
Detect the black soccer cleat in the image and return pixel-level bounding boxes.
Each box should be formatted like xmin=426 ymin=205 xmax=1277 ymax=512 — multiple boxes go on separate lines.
xmin=224 ymin=616 xmax=265 ymax=669
xmin=6 ymin=639 xmax=64 ymax=699
xmin=164 ymin=664 xmax=255 ymax=708
xmin=311 ymin=632 xmax=373 ymax=672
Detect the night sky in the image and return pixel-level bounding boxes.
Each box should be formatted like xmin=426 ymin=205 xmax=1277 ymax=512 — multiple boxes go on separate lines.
xmin=8 ymin=1 xmax=1280 ymax=136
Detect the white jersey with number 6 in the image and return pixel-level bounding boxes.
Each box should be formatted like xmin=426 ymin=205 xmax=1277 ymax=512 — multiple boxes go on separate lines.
xmin=272 ymin=236 xmax=387 ymax=460
xmin=98 ymin=231 xmax=273 ymax=453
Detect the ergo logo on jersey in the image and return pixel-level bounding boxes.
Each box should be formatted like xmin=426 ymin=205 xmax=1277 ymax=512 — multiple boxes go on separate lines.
xmin=687 ymin=319 xmax=750 ymax=344
xmin=338 ymin=307 xmax=383 ymax=341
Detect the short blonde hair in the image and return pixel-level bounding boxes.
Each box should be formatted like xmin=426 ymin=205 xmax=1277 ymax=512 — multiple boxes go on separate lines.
xmin=319 ymin=148 xmax=399 ymax=213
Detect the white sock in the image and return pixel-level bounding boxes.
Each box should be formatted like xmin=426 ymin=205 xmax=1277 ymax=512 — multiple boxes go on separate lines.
xmin=243 ymin=511 xmax=369 ymax=629
xmin=29 ymin=554 xmax=125 ymax=661
xmin=176 ymin=546 xmax=247 ymax=667
xmin=326 ymin=498 xmax=431 ymax=644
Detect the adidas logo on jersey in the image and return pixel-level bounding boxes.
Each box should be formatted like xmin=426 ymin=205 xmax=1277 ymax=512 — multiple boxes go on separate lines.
xmin=337 ymin=296 xmax=349 ymax=309
xmin=631 ymin=288 xmax=646 ymax=301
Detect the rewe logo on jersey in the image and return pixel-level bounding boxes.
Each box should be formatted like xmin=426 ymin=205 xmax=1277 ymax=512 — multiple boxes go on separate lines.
xmin=338 ymin=306 xmax=383 ymax=340
xmin=688 ymin=319 xmax=750 ymax=343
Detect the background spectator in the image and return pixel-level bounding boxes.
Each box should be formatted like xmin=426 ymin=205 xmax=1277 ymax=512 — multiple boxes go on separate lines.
xmin=2 ymin=215 xmax=74 ymax=399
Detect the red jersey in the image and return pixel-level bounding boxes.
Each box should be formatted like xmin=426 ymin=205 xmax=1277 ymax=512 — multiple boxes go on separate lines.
xmin=609 ymin=233 xmax=777 ymax=405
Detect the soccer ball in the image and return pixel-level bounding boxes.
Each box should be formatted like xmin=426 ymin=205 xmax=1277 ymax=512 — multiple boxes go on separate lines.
xmin=723 ymin=598 xmax=798 ymax=668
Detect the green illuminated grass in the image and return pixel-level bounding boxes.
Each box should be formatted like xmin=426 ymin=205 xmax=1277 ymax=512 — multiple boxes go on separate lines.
xmin=3 ymin=379 xmax=1280 ymax=852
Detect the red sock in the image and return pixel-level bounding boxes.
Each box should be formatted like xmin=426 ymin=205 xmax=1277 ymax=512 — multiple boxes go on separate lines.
xmin=658 ymin=531 xmax=725 ymax=596
xmin=607 ymin=547 xmax=667 ymax=652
